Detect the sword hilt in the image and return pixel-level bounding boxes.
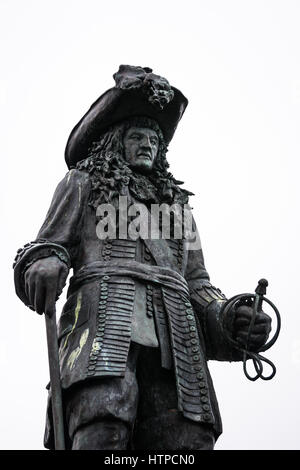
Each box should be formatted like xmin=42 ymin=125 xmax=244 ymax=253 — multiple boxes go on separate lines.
xmin=221 ymin=279 xmax=281 ymax=381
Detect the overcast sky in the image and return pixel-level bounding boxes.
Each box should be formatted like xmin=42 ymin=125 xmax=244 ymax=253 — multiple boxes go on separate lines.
xmin=0 ymin=0 xmax=299 ymax=450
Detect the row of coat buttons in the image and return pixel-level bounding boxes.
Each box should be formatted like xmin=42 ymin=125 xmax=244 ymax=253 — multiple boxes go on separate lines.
xmin=102 ymin=241 xmax=112 ymax=261
xmin=177 ymin=240 xmax=184 ymax=269
xmin=183 ymin=298 xmax=212 ymax=418
xmin=144 ymin=246 xmax=152 ymax=263
xmin=146 ymin=284 xmax=153 ymax=318
xmin=87 ymin=277 xmax=110 ymax=374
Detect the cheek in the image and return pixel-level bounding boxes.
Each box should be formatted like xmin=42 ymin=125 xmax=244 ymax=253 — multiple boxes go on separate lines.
xmin=124 ymin=143 xmax=135 ymax=161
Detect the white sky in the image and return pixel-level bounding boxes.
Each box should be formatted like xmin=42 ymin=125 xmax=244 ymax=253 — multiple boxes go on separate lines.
xmin=0 ymin=0 xmax=299 ymax=450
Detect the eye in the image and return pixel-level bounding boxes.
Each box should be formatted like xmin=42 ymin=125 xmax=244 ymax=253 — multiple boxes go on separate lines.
xmin=150 ymin=138 xmax=158 ymax=145
xmin=130 ymin=134 xmax=142 ymax=141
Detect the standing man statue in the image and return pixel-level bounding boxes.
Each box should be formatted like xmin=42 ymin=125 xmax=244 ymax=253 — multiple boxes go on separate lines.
xmin=13 ymin=65 xmax=272 ymax=450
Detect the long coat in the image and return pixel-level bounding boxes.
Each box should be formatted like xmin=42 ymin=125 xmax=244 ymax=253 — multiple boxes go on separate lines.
xmin=15 ymin=168 xmax=239 ymax=444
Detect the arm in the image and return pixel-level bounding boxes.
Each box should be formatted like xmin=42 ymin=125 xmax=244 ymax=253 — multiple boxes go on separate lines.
xmin=13 ymin=169 xmax=90 ymax=314
xmin=185 ymin=217 xmax=271 ymax=361
xmin=185 ymin=239 xmax=237 ymax=361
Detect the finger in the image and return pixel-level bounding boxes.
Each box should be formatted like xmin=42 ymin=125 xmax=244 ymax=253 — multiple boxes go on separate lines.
xmin=235 ymin=317 xmax=252 ymax=328
xmin=235 ymin=310 xmax=272 ymax=325
xmin=250 ymin=323 xmax=272 ymax=335
xmin=57 ymin=266 xmax=68 ymax=298
xmin=34 ymin=281 xmax=46 ymax=315
xmin=236 ymin=305 xmax=253 ymax=316
xmin=236 ymin=336 xmax=248 ymax=347
xmin=248 ymin=334 xmax=269 ymax=350
xmin=255 ymin=313 xmax=272 ymax=325
xmin=236 ymin=331 xmax=269 ymax=349
xmin=235 ymin=330 xmax=249 ymax=344
xmin=235 ymin=330 xmax=259 ymax=344
xmin=24 ymin=270 xmax=31 ymax=299
xmin=236 ymin=322 xmax=271 ymax=333
xmin=27 ymin=277 xmax=36 ymax=309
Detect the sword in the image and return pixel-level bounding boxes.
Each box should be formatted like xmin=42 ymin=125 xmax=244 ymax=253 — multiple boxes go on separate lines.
xmin=221 ymin=279 xmax=281 ymax=381
xmin=45 ymin=310 xmax=65 ymax=450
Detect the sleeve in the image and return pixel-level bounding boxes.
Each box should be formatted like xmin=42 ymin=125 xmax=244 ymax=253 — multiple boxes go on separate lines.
xmin=13 ymin=169 xmax=91 ymax=308
xmin=184 ymin=216 xmax=240 ymax=362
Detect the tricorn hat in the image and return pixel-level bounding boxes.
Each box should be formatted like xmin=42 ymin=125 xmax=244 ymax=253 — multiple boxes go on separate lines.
xmin=65 ymin=65 xmax=188 ymax=168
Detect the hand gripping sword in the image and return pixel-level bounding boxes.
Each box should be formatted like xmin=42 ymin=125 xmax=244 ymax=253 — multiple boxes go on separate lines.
xmin=221 ymin=279 xmax=281 ymax=381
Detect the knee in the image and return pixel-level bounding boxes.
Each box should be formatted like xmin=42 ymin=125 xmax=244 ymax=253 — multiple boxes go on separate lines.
xmin=72 ymin=420 xmax=130 ymax=450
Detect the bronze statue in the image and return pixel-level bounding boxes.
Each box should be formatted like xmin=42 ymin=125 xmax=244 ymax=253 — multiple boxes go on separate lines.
xmin=13 ymin=65 xmax=274 ymax=450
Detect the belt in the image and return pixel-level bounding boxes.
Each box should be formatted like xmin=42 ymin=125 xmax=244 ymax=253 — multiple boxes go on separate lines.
xmin=69 ymin=260 xmax=189 ymax=297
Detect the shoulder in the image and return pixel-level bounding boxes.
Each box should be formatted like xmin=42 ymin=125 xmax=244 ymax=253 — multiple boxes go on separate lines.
xmin=49 ymin=169 xmax=91 ymax=204
xmin=64 ymin=168 xmax=90 ymax=185
xmin=55 ymin=168 xmax=91 ymax=193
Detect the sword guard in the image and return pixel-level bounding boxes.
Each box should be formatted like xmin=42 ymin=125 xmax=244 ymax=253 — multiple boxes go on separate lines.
xmin=221 ymin=279 xmax=281 ymax=381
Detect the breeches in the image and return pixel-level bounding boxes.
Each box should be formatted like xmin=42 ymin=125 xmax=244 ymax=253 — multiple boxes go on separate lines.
xmin=65 ymin=343 xmax=216 ymax=450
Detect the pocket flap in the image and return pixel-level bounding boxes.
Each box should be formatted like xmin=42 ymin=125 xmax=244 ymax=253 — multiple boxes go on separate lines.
xmin=58 ymin=290 xmax=89 ymax=341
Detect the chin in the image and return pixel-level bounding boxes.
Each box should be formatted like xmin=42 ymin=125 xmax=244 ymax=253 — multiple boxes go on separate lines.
xmin=131 ymin=163 xmax=153 ymax=174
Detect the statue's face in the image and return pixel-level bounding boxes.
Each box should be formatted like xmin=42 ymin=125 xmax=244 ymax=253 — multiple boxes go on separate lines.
xmin=123 ymin=127 xmax=159 ymax=173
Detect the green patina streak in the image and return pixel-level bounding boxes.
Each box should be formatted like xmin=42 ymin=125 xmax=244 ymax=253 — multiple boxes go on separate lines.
xmin=67 ymin=170 xmax=73 ymax=184
xmin=67 ymin=328 xmax=89 ymax=370
xmin=63 ymin=291 xmax=82 ymax=350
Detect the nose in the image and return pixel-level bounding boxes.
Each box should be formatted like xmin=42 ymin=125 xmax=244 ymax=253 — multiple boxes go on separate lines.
xmin=140 ymin=136 xmax=152 ymax=149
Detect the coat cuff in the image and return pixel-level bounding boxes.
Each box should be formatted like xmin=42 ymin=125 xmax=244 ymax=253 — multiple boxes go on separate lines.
xmin=189 ymin=281 xmax=242 ymax=361
xmin=13 ymin=239 xmax=71 ymax=308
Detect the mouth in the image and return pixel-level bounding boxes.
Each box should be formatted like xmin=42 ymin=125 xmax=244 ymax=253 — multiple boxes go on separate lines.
xmin=138 ymin=153 xmax=152 ymax=160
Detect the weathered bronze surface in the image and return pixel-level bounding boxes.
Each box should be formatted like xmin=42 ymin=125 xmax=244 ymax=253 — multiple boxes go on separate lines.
xmin=13 ymin=65 xmax=275 ymax=450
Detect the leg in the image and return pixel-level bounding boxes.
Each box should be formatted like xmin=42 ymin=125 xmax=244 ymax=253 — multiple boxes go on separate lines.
xmin=133 ymin=346 xmax=215 ymax=450
xmin=134 ymin=412 xmax=215 ymax=450
xmin=65 ymin=343 xmax=140 ymax=450
xmin=72 ymin=420 xmax=130 ymax=450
